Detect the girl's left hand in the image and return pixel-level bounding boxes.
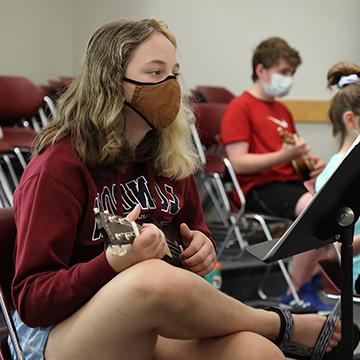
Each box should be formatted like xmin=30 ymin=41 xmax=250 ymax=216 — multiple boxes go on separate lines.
xmin=179 ymin=223 xmax=216 ymax=276
xmin=309 ymin=155 xmax=326 ymax=178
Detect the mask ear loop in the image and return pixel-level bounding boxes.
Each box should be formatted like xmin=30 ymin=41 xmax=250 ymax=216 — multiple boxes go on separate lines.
xmin=123 ymin=75 xmax=177 ymax=86
xmin=124 ymin=101 xmax=155 ymax=129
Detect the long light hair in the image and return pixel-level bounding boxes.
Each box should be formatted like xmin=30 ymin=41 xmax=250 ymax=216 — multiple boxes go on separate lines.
xmin=33 ymin=19 xmax=199 ymax=179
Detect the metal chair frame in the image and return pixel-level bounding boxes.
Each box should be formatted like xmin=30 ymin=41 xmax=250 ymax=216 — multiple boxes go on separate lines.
xmin=191 ymin=122 xmax=302 ymax=304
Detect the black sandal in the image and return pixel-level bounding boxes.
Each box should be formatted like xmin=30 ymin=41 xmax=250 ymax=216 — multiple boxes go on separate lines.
xmin=266 ymin=300 xmax=344 ymax=360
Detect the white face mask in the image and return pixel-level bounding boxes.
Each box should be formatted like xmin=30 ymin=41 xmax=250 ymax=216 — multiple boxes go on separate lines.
xmin=262 ymin=73 xmax=293 ymax=98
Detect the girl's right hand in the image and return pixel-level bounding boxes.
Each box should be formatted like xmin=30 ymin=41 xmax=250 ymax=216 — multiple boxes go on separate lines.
xmin=106 ymin=205 xmax=168 ymax=272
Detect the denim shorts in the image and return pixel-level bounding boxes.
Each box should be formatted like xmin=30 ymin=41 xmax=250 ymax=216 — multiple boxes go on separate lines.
xmin=8 ymin=311 xmax=52 ymax=360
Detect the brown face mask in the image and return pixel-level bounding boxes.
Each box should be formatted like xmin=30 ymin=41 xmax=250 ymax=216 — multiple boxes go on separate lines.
xmin=124 ymin=75 xmax=181 ymax=130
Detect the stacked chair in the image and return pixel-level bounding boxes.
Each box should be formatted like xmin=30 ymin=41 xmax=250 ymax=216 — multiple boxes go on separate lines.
xmin=0 ymin=75 xmax=62 ymax=359
xmin=191 ymin=100 xmax=302 ymax=304
xmin=0 ymin=75 xmax=49 ymax=359
xmin=41 ymin=76 xmax=73 ymax=111
xmin=0 ymin=76 xmax=47 ymax=206
xmin=192 ymin=85 xmax=235 ymax=104
xmin=318 ymin=249 xmax=360 ymax=303
xmin=0 ymin=207 xmax=23 ymax=359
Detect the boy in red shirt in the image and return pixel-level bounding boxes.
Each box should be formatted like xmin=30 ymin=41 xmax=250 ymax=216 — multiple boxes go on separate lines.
xmin=221 ymin=37 xmax=330 ymax=311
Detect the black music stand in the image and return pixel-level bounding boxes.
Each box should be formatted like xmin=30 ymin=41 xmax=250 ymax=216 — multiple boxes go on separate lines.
xmin=246 ymin=136 xmax=360 ymax=360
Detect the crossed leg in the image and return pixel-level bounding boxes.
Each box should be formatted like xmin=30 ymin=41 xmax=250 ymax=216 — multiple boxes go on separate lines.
xmin=44 ymin=259 xmax=339 ymax=359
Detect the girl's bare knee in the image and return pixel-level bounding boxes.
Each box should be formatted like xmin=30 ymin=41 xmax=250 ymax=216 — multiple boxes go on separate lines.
xmin=108 ymin=260 xmax=196 ymax=311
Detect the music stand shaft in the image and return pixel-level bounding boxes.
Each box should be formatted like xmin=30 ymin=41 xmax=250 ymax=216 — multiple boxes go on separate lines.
xmin=340 ymin=222 xmax=354 ymax=359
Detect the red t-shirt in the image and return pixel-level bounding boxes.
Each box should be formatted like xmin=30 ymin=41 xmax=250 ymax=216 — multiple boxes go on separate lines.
xmin=12 ymin=137 xmax=213 ymax=327
xmin=221 ymin=91 xmax=300 ymax=197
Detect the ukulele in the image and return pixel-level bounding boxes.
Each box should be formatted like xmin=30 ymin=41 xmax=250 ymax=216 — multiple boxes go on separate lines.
xmin=277 ymin=127 xmax=313 ymax=179
xmin=94 ymin=208 xmax=184 ymax=268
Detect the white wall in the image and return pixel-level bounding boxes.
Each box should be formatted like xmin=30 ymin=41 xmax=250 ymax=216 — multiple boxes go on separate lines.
xmin=3 ymin=0 xmax=359 ymax=96
xmin=0 ymin=0 xmax=74 ymax=85
xmin=2 ymin=0 xmax=360 ymax=159
xmin=73 ymin=0 xmax=360 ymax=98
xmin=71 ymin=0 xmax=360 ymax=160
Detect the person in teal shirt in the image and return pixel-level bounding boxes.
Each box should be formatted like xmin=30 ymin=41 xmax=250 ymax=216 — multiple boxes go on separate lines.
xmin=315 ymin=61 xmax=360 ymax=292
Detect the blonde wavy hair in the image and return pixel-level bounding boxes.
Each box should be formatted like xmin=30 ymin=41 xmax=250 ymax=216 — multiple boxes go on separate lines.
xmin=327 ymin=61 xmax=360 ymax=147
xmin=33 ymin=19 xmax=199 ymax=180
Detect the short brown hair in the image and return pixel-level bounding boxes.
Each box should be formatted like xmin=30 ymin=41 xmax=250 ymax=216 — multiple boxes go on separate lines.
xmin=251 ymin=37 xmax=302 ymax=81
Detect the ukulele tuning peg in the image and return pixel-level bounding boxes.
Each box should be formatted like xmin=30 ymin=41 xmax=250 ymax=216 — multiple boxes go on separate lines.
xmin=124 ymin=233 xmax=134 ymax=240
xmin=104 ymin=210 xmax=110 ymax=214
xmin=93 ymin=207 xmax=100 ymax=214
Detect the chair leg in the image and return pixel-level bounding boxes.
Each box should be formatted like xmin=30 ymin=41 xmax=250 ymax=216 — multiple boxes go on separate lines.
xmin=332 ymin=243 xmax=341 ymax=264
xmin=203 ymin=178 xmax=229 ymax=226
xmin=217 ymin=217 xmax=248 ymax=260
xmin=44 ymin=95 xmax=56 ymax=117
xmin=31 ymin=116 xmax=42 ymax=134
xmin=0 ymin=165 xmax=13 ymax=206
xmin=2 ymin=154 xmax=19 ymax=187
xmin=0 ymin=184 xmax=10 ymax=207
xmin=210 ymin=172 xmax=250 ymax=253
xmin=0 ymin=291 xmax=24 ymax=359
xmin=257 ymin=264 xmax=273 ymax=300
xmin=38 ymin=108 xmax=49 ymax=127
xmin=12 ymin=148 xmax=27 ymax=169
xmin=246 ymin=214 xmax=301 ymax=305
xmin=277 ymin=259 xmax=302 ymax=304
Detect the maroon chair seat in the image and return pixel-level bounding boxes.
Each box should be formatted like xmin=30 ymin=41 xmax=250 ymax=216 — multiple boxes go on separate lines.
xmin=0 ymin=76 xmax=39 ymax=149
xmin=0 ymin=76 xmax=40 ymax=190
xmin=204 ymin=152 xmax=225 ymax=174
xmin=192 ymin=102 xmax=227 ymax=184
xmin=0 ymin=76 xmax=45 ymax=122
xmin=192 ymin=102 xmax=227 ymax=149
xmin=1 ymin=128 xmax=35 ymax=149
xmin=0 ymin=142 xmax=11 ymax=153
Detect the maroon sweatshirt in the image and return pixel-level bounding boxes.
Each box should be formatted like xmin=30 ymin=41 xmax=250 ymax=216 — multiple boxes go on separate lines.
xmin=12 ymin=137 xmax=212 ymax=328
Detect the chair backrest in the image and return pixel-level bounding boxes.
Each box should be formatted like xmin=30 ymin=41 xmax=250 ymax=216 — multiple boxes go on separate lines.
xmin=0 ymin=76 xmax=45 ymax=124
xmin=0 ymin=207 xmax=16 ymax=305
xmin=318 ymin=258 xmax=360 ymax=304
xmin=318 ymin=259 xmax=341 ymax=295
xmin=195 ymin=86 xmax=235 ymax=103
xmin=192 ymin=102 xmax=227 ymax=148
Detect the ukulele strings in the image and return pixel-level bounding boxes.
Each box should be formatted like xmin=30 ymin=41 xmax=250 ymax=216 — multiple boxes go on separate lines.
xmin=123 ymin=217 xmax=183 ymax=261
xmin=166 ymin=240 xmax=182 ymax=260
